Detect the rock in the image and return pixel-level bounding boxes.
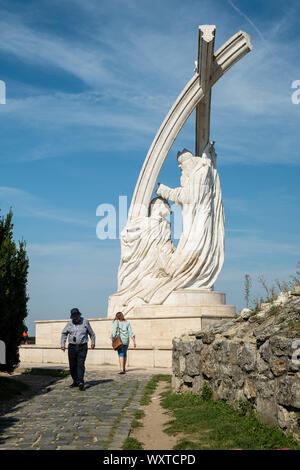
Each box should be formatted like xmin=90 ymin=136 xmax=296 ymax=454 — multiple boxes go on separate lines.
xmin=172 ymin=350 xmax=180 ymax=375
xmin=270 ymin=357 xmax=287 ymax=377
xmin=196 ymin=331 xmax=215 ymax=344
xmin=256 ymin=397 xmax=278 ymax=427
xmin=182 ymin=340 xmax=197 ymax=355
xmin=254 ymin=329 xmax=271 ymax=347
xmin=195 ymin=339 xmax=204 ymax=353
xmin=274 ymin=291 xmax=292 ymax=305
xmin=216 ymin=378 xmax=234 ymax=401
xmin=172 ymin=375 xmax=182 ymax=393
xmin=277 ymin=375 xmax=300 ymax=409
xmin=182 ymin=375 xmax=193 ymax=384
xmin=260 ymin=302 xmax=272 ymax=311
xmin=259 ymin=340 xmax=272 ymax=363
xmin=269 ymin=336 xmax=293 ymax=357
xmin=214 ymin=320 xmax=235 ymax=333
xmin=291 ymin=286 xmax=300 ymax=296
xmin=179 ymin=356 xmax=186 ymax=375
xmin=223 ymin=325 xmax=241 ymax=339
xmin=201 ymin=345 xmax=215 ymax=379
xmin=172 ymin=338 xmax=182 ymax=351
xmin=238 ymin=343 xmax=256 ymax=372
xmin=243 ymin=379 xmax=256 ymax=399
xmin=256 ymin=357 xmax=272 ymax=377
xmin=192 ymin=375 xmax=204 ymax=394
xmin=256 ymin=311 xmax=268 ymax=319
xmin=277 ymin=405 xmax=290 ymax=429
xmin=240 ymin=308 xmax=252 ymax=320
xmin=228 ymin=342 xmax=239 ymax=365
xmin=185 ymin=352 xmax=201 ymax=377
xmin=256 ymin=377 xmax=275 ymax=399
xmin=288 ymin=358 xmax=300 ymax=373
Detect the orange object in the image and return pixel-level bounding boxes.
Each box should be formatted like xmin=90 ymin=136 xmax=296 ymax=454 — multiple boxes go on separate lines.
xmin=22 ymin=331 xmax=28 ymax=337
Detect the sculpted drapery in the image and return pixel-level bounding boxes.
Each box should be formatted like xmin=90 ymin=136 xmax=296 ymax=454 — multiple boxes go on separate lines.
xmin=154 ymin=142 xmax=224 ymax=298
xmin=108 ymin=198 xmax=175 ymax=316
xmin=108 ymin=142 xmax=225 ymax=317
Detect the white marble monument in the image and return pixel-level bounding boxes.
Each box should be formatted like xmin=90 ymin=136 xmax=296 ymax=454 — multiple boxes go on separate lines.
xmin=108 ymin=25 xmax=252 ymax=321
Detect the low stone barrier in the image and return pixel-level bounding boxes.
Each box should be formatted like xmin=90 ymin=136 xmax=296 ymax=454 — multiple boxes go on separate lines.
xmin=172 ymin=291 xmax=300 ymax=440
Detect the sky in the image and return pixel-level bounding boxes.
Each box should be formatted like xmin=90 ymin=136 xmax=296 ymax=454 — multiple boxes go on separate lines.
xmin=0 ymin=0 xmax=299 ymax=335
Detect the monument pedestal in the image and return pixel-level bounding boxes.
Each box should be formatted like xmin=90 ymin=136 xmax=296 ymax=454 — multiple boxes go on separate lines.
xmin=127 ymin=289 xmax=235 ymax=320
xmin=19 ymin=290 xmax=235 ymax=369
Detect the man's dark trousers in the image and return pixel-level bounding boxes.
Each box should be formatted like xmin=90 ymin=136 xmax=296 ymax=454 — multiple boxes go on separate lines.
xmin=68 ymin=343 xmax=88 ymax=384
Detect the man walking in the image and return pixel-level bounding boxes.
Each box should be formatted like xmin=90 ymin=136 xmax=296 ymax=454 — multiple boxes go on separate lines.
xmin=61 ymin=308 xmax=96 ymax=390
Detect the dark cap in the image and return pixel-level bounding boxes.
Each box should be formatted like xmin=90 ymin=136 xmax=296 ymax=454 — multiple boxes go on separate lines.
xmin=70 ymin=308 xmax=81 ymax=319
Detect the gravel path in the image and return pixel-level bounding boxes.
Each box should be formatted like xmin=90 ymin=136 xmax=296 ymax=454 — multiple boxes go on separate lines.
xmin=0 ymin=370 xmax=155 ymax=450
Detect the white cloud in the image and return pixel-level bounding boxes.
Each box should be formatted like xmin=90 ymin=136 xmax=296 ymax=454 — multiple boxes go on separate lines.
xmin=1 ymin=2 xmax=300 ymax=164
xmin=0 ymin=13 xmax=112 ymax=88
xmin=0 ymin=186 xmax=94 ymax=227
xmin=227 ymin=0 xmax=266 ymax=42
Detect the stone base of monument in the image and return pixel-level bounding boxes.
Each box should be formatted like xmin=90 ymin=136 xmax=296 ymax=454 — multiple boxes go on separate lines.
xmin=127 ymin=289 xmax=235 ymax=319
xmin=19 ymin=290 xmax=235 ymax=369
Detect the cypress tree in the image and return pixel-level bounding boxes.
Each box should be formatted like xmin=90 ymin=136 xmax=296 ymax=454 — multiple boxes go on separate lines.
xmin=0 ymin=209 xmax=29 ymax=373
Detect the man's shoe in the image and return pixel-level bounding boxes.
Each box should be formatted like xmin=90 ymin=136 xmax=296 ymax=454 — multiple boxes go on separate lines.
xmin=78 ymin=382 xmax=84 ymax=390
xmin=69 ymin=382 xmax=78 ymax=388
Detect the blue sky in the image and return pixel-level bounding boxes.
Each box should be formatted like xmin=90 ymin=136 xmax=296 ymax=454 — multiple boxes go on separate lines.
xmin=0 ymin=0 xmax=299 ymax=334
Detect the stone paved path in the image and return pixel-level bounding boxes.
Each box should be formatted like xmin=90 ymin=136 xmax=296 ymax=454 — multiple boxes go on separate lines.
xmin=0 ymin=369 xmax=160 ymax=450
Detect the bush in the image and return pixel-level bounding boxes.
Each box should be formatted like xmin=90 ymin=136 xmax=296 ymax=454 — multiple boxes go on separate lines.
xmin=0 ymin=210 xmax=29 ymax=373
xmin=236 ymin=398 xmax=254 ymax=415
xmin=200 ymin=382 xmax=213 ymax=401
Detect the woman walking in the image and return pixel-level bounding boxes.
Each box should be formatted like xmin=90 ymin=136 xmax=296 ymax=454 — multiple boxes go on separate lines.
xmin=111 ymin=312 xmax=136 ymax=374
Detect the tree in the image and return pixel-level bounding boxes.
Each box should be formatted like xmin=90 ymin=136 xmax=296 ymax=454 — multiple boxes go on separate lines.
xmin=0 ymin=209 xmax=29 ymax=373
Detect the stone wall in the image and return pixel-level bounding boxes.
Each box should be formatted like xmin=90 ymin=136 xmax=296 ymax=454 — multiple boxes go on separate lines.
xmin=172 ymin=290 xmax=300 ymax=440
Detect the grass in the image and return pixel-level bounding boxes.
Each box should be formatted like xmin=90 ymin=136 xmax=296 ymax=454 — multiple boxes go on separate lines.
xmin=134 ymin=410 xmax=145 ymax=420
xmin=122 ymin=437 xmax=144 ymax=450
xmin=287 ymin=320 xmax=300 ymax=329
xmin=236 ymin=398 xmax=254 ymax=415
xmin=131 ymin=419 xmax=143 ymax=429
xmin=125 ymin=375 xmax=300 ymax=450
xmin=139 ymin=374 xmax=171 ymax=406
xmin=23 ymin=368 xmax=70 ymax=378
xmin=266 ymin=305 xmax=280 ymax=316
xmin=199 ymin=382 xmax=212 ymax=401
xmin=0 ymin=376 xmax=29 ymax=400
xmin=160 ymin=388 xmax=300 ymax=450
xmin=131 ymin=410 xmax=145 ymax=429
